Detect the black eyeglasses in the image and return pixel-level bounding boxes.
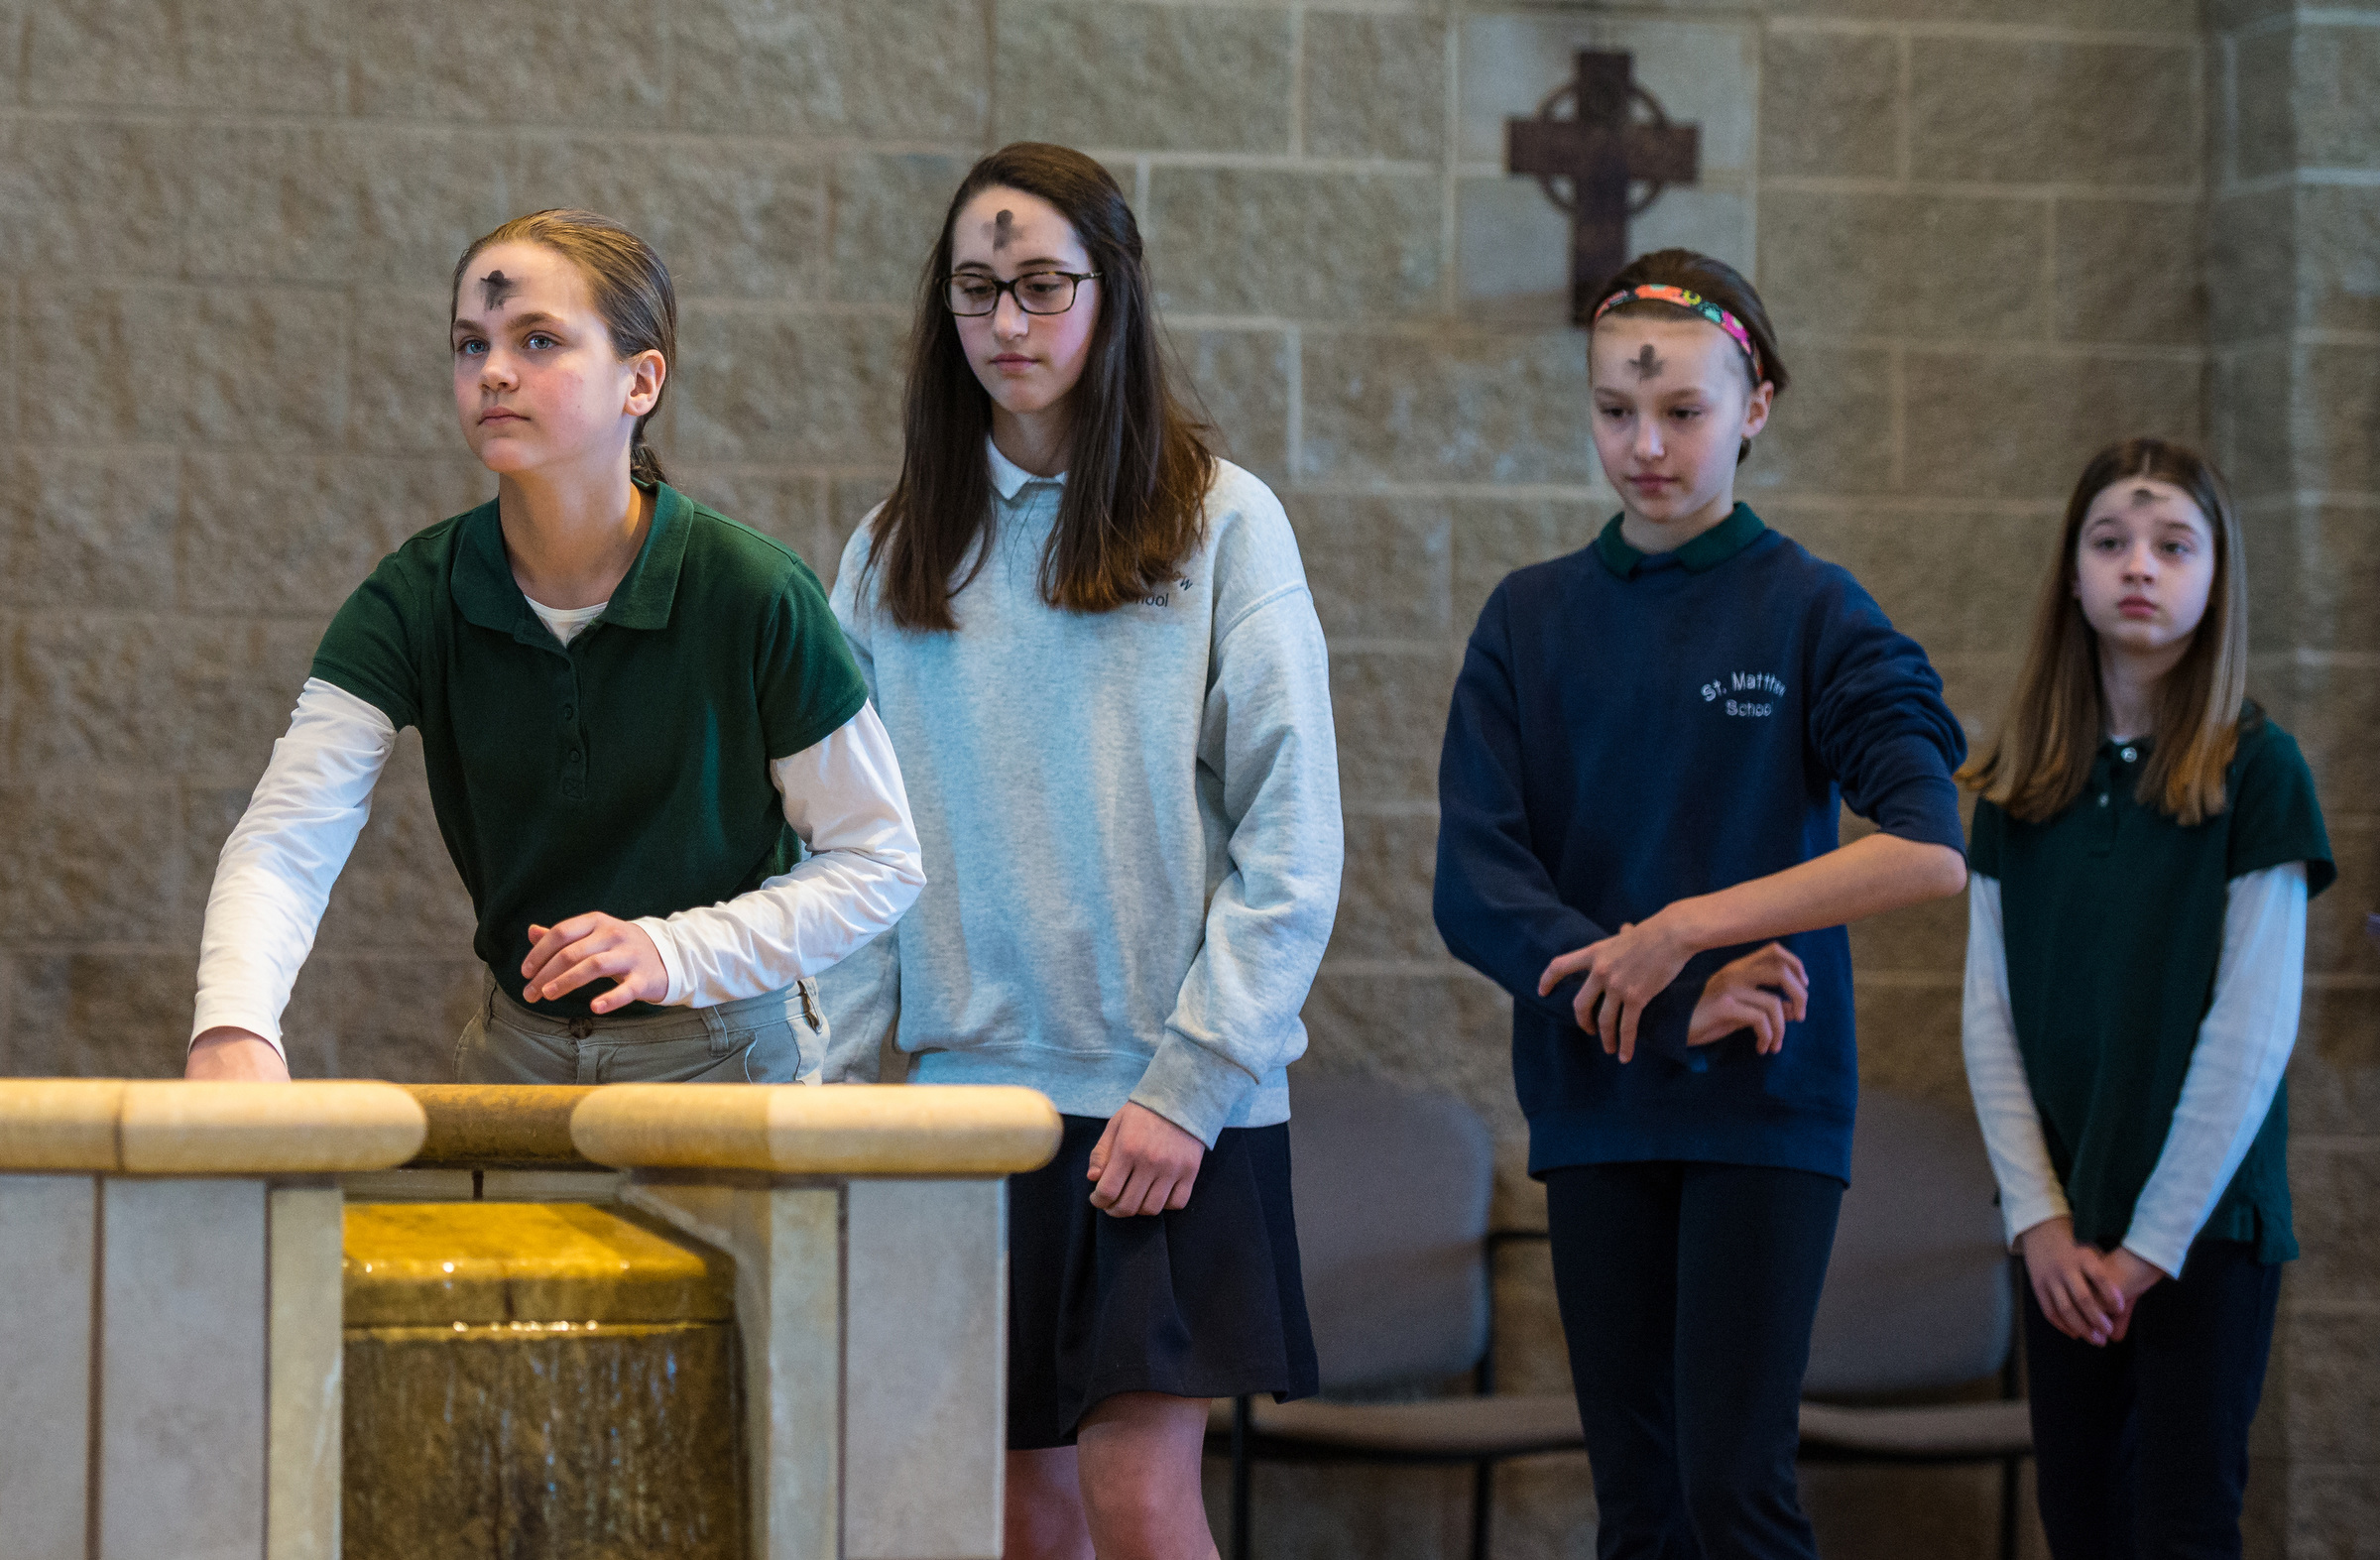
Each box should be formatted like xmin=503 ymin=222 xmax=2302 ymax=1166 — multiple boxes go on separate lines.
xmin=943 ymin=271 xmax=1101 ymax=317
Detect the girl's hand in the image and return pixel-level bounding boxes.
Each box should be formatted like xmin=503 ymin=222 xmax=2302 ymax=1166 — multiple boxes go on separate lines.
xmin=1686 ymin=943 xmax=1810 ymax=1054
xmin=185 ymin=1027 xmax=293 ymax=1081
xmin=2098 ymin=1248 xmax=2168 ymax=1343
xmin=1538 ymin=914 xmax=1698 ymax=1063
xmin=2018 ymin=1217 xmax=2126 ymax=1346
xmin=521 ymin=914 xmax=667 ymax=1013
xmin=1086 ymin=1102 xmax=1204 ymax=1218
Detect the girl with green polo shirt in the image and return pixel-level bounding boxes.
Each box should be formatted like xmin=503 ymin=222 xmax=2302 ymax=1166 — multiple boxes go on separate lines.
xmin=1961 ymin=437 xmax=2332 ymax=1558
xmin=185 ymin=209 xmax=923 ymax=1085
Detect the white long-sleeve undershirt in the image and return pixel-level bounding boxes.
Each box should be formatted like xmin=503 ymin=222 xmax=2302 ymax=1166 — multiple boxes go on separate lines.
xmin=191 ymin=677 xmax=923 ymax=1056
xmin=1961 ymin=863 xmax=2308 ymax=1279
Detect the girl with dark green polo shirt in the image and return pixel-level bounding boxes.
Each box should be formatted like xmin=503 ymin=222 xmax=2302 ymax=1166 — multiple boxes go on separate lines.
xmin=185 ymin=209 xmax=922 ymax=1084
xmin=1961 ymin=438 xmax=2332 ymax=1558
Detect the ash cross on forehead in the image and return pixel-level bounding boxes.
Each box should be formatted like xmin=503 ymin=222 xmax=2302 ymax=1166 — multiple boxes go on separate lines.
xmin=1630 ymin=343 xmax=1664 ymax=379
xmin=479 ymin=270 xmax=519 ymax=311
xmin=991 ymin=209 xmax=1015 ymax=250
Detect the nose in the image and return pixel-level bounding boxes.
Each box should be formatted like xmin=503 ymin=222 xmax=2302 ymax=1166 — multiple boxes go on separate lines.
xmin=992 ymin=290 xmax=1031 ymax=341
xmin=2123 ymin=540 xmax=2157 ymax=580
xmin=479 ymin=348 xmax=517 ymax=392
xmin=1631 ymin=415 xmax=1664 ymax=461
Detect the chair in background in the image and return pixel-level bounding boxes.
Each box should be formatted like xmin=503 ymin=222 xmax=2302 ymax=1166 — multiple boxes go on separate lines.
xmin=1208 ymin=1072 xmax=1582 ymax=1560
xmin=1797 ymin=1089 xmax=2034 ymax=1560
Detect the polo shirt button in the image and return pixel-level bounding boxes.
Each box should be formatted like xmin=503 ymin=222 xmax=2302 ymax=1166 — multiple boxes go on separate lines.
xmin=2098 ymin=793 xmax=2110 ymax=806
xmin=568 ymin=749 xmax=582 ymax=765
xmin=2120 ymin=746 xmax=2137 ymax=763
xmin=561 ymin=704 xmax=575 ymax=721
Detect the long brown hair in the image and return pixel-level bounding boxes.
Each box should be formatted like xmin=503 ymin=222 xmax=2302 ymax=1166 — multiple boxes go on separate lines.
xmin=1591 ymin=249 xmax=1789 ymax=464
xmin=868 ymin=143 xmax=1216 ymax=631
xmin=1961 ymin=438 xmax=2250 ymax=825
xmin=451 ymin=209 xmax=677 ymax=487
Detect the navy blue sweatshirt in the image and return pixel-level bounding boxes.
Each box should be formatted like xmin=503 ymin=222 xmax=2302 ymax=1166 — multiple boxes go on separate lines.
xmin=1433 ymin=506 xmax=1966 ymax=1182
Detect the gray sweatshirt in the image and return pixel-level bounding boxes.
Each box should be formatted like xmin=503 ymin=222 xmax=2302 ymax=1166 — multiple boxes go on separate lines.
xmin=818 ymin=441 xmax=1342 ymax=1141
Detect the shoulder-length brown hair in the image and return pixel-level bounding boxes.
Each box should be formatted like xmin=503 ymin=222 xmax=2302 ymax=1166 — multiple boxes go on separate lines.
xmin=451 ymin=209 xmax=676 ymax=487
xmin=1961 ymin=437 xmax=2250 ymax=826
xmin=867 ymin=143 xmax=1216 ymax=631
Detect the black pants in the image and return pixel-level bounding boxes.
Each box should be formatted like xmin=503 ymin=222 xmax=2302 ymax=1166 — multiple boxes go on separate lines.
xmin=2024 ymin=1240 xmax=2281 ymax=1560
xmin=1546 ymin=1160 xmax=1844 ymax=1560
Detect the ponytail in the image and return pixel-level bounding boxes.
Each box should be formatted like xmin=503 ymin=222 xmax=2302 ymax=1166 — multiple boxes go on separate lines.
xmin=631 ymin=438 xmax=667 ymax=487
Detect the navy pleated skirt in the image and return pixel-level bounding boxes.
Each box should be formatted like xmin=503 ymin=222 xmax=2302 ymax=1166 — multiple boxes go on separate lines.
xmin=1007 ymin=1114 xmax=1319 ymax=1449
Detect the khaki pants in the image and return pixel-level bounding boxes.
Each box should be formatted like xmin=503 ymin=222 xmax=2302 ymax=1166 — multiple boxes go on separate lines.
xmin=454 ymin=974 xmax=827 ymax=1085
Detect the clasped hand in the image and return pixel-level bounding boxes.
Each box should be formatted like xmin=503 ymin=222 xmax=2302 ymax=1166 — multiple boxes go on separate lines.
xmin=1539 ymin=917 xmax=1809 ymax=1063
xmin=2018 ymin=1217 xmax=2165 ymax=1346
xmin=521 ymin=912 xmax=667 ymax=1012
xmin=1086 ymin=1101 xmax=1205 ymax=1218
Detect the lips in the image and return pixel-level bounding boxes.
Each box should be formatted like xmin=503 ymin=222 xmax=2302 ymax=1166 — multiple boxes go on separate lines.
xmin=2118 ymin=596 xmax=2157 ymax=619
xmin=479 ymin=409 xmax=525 ymax=425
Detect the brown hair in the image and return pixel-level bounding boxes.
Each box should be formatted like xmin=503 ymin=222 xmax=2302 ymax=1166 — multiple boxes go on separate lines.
xmin=867 ymin=143 xmax=1216 ymax=632
xmin=451 ymin=209 xmax=677 ymax=488
xmin=1961 ymin=437 xmax=2250 ymax=826
xmin=1590 ymin=249 xmax=1788 ymax=464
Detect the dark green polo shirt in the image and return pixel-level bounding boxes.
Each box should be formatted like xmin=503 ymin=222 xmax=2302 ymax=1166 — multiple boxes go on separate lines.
xmin=1969 ymin=712 xmax=2333 ymax=1267
xmin=311 ymin=482 xmax=869 ymax=1019
xmin=1592 ymin=501 xmax=1765 ymax=578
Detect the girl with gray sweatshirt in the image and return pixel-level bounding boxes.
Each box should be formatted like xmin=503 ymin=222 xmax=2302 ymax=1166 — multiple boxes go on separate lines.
xmin=818 ymin=143 xmax=1342 ymax=1560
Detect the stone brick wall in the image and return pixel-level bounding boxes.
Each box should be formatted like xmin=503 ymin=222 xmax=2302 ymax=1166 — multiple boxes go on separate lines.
xmin=0 ymin=1 xmax=2368 ymax=1556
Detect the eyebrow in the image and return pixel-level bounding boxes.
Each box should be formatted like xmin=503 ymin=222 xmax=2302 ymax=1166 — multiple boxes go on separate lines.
xmin=451 ymin=309 xmax=564 ymax=335
xmin=951 ymin=257 xmax=1073 ymax=273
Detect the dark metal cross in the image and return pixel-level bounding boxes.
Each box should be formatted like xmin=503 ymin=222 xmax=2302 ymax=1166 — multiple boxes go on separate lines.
xmin=1505 ymin=51 xmax=1701 ymax=325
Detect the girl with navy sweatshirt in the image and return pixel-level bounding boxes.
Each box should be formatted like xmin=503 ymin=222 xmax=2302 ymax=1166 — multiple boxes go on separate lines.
xmin=1433 ymin=249 xmax=1969 ymax=1559
xmin=1961 ymin=438 xmax=2329 ymax=1558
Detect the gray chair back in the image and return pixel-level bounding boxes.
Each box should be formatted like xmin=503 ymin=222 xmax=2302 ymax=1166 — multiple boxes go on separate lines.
xmin=1805 ymin=1090 xmax=2013 ymax=1397
xmin=1284 ymin=1073 xmax=1496 ymax=1392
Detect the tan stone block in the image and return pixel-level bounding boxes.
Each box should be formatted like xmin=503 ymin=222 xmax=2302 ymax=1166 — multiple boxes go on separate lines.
xmin=826 ymin=478 xmax=897 ymax=586
xmin=1299 ymin=328 xmax=1595 ymax=486
xmin=1759 ymin=31 xmax=1898 ymax=180
xmin=1145 ymin=167 xmax=1443 ymax=322
xmin=1180 ymin=328 xmax=1291 ymax=487
xmin=0 ymin=782 xmax=176 ymax=943
xmin=1449 ymin=494 xmax=1606 ymax=635
xmin=1304 ymin=14 xmax=1448 ymax=164
xmin=2297 ymin=344 xmax=2380 ymax=495
xmin=1902 ymin=349 xmax=2204 ymax=503
xmin=2217 ymin=341 xmax=2293 ymax=500
xmin=349 ymin=0 xmax=667 ymax=124
xmin=2306 ymin=821 xmax=2376 ymax=978
xmin=1769 ymin=0 xmax=2193 ymax=21
xmin=2296 ymin=23 xmax=2380 ymax=174
xmin=20 ymin=284 xmax=192 ymax=444
xmin=346 ymin=288 xmax=484 ymax=456
xmin=828 ymin=153 xmax=976 ymax=307
xmin=6 ymin=951 xmax=195 ymax=1079
xmin=508 ymin=136 xmax=826 ymax=302
xmin=2288 ymin=1140 xmax=2380 ymax=1303
xmin=336 ymin=126 xmax=513 ymax=290
xmin=1911 ymin=40 xmax=2199 ymax=188
xmin=312 ymin=776 xmax=479 ymax=957
xmin=1331 ymin=649 xmax=1456 ymax=808
xmin=1758 ymin=191 xmax=2051 ymax=342
xmin=27 ymin=0 xmax=340 ymax=112
xmin=5 ymin=616 xmax=314 ymax=777
xmin=2054 ymin=198 xmax=2203 ymax=346
xmin=1851 ymin=978 xmax=1966 ymax=1113
xmin=1931 ymin=654 xmax=2024 ymax=747
xmin=283 ymin=956 xmax=488 ymax=1082
xmin=1735 ymin=345 xmax=1896 ymax=501
xmin=2207 ymin=186 xmax=2295 ymax=347
xmin=180 ymin=453 xmax=489 ymax=618
xmin=2232 ymin=26 xmax=2295 ymax=184
xmin=2278 ymin=657 xmax=2380 ymax=828
xmin=0 ymin=1175 xmax=92 ymax=1560
xmin=188 ymin=288 xmax=353 ymax=447
xmin=99 ymin=1177 xmax=268 ymax=1558
xmin=996 ymin=1 xmax=1293 ymax=153
xmin=1458 ymin=14 xmax=1756 ymax=176
xmin=2287 ymin=987 xmax=2380 ymax=1139
xmin=2279 ymin=1309 xmax=2380 ymax=1463
xmin=0 ymin=117 xmax=188 ymax=277
xmin=268 ymin=1183 xmax=343 ymax=1560
xmin=1296 ymin=968 xmax=1523 ymax=1153
xmin=1769 ymin=504 xmax=2060 ymax=659
xmin=0 ymin=448 xmax=178 ymax=612
xmin=672 ymin=305 xmax=908 ymax=466
xmin=1330 ymin=812 xmax=1444 ymax=965
xmin=674 ymin=0 xmax=989 ymax=142
xmin=2300 ymin=183 xmax=2380 ymax=337
xmin=1846 ymin=893 xmax=1967 ymax=980
xmin=2209 ymin=0 xmax=2292 ymax=29
xmin=675 ymin=467 xmax=831 ymax=566
xmin=2286 ymin=1461 xmax=2380 ymax=1556
xmin=1287 ymin=493 xmax=1452 ymax=643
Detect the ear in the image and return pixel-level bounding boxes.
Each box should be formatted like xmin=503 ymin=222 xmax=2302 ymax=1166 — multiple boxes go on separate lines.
xmin=623 ymin=349 xmax=666 ymax=420
xmin=1739 ymin=378 xmax=1776 ymax=440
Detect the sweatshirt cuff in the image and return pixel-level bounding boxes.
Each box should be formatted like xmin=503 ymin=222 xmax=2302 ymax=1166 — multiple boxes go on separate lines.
xmin=1130 ymin=1033 xmax=1256 ymax=1147
xmin=633 ymin=916 xmax=692 ymax=1007
xmin=188 ymin=1002 xmax=287 ymax=1060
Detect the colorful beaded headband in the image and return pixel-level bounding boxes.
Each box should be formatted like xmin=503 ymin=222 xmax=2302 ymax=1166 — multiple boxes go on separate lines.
xmin=1591 ymin=284 xmax=1765 ymax=381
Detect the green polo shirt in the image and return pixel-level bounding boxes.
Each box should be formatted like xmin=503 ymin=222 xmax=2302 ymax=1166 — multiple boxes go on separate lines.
xmin=1968 ymin=712 xmax=2333 ymax=1267
xmin=1592 ymin=501 xmax=1765 ymax=578
xmin=310 ymin=482 xmax=869 ymax=1019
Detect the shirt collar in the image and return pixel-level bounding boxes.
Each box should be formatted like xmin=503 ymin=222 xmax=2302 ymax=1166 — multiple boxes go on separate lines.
xmin=1593 ymin=502 xmax=1766 ymax=579
xmin=450 ymin=481 xmax=691 ymax=642
xmin=987 ymin=435 xmax=1066 ymax=501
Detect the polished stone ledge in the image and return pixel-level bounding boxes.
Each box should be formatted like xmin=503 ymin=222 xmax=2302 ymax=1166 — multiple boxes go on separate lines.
xmin=0 ymin=1079 xmax=427 ymax=1174
xmin=572 ymin=1082 xmax=1063 ymax=1176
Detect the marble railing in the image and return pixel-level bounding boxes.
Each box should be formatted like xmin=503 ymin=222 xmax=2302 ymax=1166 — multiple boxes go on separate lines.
xmin=0 ymin=1079 xmax=1059 ymax=1560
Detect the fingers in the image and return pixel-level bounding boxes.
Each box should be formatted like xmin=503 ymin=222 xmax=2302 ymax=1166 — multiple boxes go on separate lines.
xmin=1085 ymin=1113 xmax=1121 ymax=1183
xmin=1088 ymin=1140 xmax=1134 ymax=1211
xmin=1538 ymin=946 xmax=1593 ymax=997
xmin=2031 ymin=1270 xmax=2085 ymax=1341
